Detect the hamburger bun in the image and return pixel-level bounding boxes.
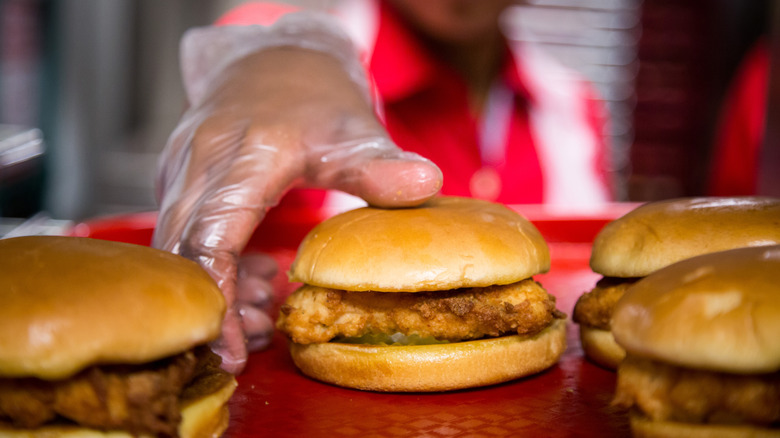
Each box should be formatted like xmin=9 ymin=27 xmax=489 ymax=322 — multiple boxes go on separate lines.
xmin=611 ymin=245 xmax=780 ymax=436
xmin=612 ymin=245 xmax=780 ymax=373
xmin=289 ymin=195 xmax=550 ymax=291
xmin=0 ymin=236 xmax=236 ymax=437
xmin=280 ymin=196 xmax=566 ymax=392
xmin=290 ymin=319 xmax=566 ymax=392
xmin=578 ymin=325 xmax=625 ymax=370
xmin=590 ymin=196 xmax=780 ymax=278
xmin=575 ymin=196 xmax=780 ymax=370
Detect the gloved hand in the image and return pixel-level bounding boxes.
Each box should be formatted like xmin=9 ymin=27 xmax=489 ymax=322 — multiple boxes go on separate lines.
xmin=152 ymin=12 xmax=442 ymax=374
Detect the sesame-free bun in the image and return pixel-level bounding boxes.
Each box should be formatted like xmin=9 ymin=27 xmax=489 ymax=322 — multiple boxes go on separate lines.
xmin=289 ymin=196 xmax=550 ymax=292
xmin=590 ymin=196 xmax=780 ymax=278
xmin=289 ymin=318 xmax=567 ymax=392
xmin=0 ymin=236 xmax=226 ymax=380
xmin=578 ymin=326 xmax=625 ymax=370
xmin=612 ymin=245 xmax=780 ymax=374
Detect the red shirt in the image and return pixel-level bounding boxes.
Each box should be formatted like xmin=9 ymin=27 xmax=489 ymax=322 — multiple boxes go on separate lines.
xmin=708 ymin=39 xmax=767 ymax=196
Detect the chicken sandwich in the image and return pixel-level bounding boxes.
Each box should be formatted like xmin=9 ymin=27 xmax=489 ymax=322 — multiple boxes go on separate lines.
xmin=573 ymin=196 xmax=780 ymax=370
xmin=612 ymin=245 xmax=780 ymax=436
xmin=0 ymin=236 xmax=236 ymax=437
xmin=276 ymin=196 xmax=566 ymax=392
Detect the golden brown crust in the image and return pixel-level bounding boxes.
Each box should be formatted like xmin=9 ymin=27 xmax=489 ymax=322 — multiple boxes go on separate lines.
xmin=289 ymin=318 xmax=567 ymax=392
xmin=573 ymin=277 xmax=638 ymax=330
xmin=0 ymin=374 xmax=237 ymax=438
xmin=590 ymin=196 xmax=780 ymax=277
xmin=615 ymin=356 xmax=780 ymax=427
xmin=0 ymin=236 xmax=226 ymax=380
xmin=289 ymin=196 xmax=550 ymax=292
xmin=573 ymin=277 xmax=636 ymax=370
xmin=277 ymin=279 xmax=562 ymax=344
xmin=0 ymin=350 xmax=199 ymax=433
xmin=612 ymin=245 xmax=780 ymax=373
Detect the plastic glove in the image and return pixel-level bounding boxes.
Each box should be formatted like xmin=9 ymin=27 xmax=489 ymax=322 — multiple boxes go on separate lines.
xmin=153 ymin=12 xmax=442 ymax=374
xmin=235 ymin=252 xmax=277 ymax=352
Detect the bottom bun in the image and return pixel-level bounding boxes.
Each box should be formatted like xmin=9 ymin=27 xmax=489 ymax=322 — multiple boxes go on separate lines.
xmin=0 ymin=376 xmax=237 ymax=438
xmin=579 ymin=326 xmax=625 ymax=370
xmin=289 ymin=318 xmax=567 ymax=392
xmin=629 ymin=412 xmax=780 ymax=438
xmin=178 ymin=375 xmax=237 ymax=438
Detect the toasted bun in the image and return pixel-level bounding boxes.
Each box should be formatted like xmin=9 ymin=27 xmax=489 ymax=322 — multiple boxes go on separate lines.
xmin=590 ymin=196 xmax=780 ymax=277
xmin=0 ymin=375 xmax=237 ymax=438
xmin=0 ymin=236 xmax=226 ymax=379
xmin=579 ymin=326 xmax=625 ymax=370
xmin=177 ymin=375 xmax=237 ymax=438
xmin=288 ymin=318 xmax=566 ymax=392
xmin=289 ymin=196 xmax=550 ymax=292
xmin=628 ymin=412 xmax=780 ymax=438
xmin=612 ymin=245 xmax=780 ymax=374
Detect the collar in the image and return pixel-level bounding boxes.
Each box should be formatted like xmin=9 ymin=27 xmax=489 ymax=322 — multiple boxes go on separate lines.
xmin=370 ymin=0 xmax=534 ymax=105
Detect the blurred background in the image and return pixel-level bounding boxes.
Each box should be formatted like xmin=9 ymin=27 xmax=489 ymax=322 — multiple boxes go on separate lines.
xmin=0 ymin=0 xmax=773 ymax=223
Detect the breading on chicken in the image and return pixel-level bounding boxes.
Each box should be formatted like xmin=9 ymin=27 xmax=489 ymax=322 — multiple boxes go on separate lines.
xmin=572 ymin=277 xmax=639 ymax=330
xmin=277 ymin=279 xmax=565 ymax=345
xmin=613 ymin=355 xmax=780 ymax=427
xmin=0 ymin=347 xmax=231 ymax=437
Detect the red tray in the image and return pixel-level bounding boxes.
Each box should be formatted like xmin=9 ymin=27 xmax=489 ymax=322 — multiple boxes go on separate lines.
xmin=68 ymin=204 xmax=636 ymax=437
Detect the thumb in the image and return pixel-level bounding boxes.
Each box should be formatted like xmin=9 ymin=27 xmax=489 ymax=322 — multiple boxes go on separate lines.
xmin=308 ymin=137 xmax=443 ymax=207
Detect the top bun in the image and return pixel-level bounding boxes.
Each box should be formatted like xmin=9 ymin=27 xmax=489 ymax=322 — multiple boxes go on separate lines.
xmin=0 ymin=236 xmax=226 ymax=380
xmin=612 ymin=245 xmax=780 ymax=374
xmin=590 ymin=196 xmax=780 ymax=277
xmin=289 ymin=196 xmax=550 ymax=292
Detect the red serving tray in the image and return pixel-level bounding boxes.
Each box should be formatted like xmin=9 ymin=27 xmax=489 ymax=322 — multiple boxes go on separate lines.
xmin=68 ymin=203 xmax=636 ymax=437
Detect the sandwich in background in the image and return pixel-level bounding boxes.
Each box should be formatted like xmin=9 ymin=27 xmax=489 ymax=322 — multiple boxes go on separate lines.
xmin=573 ymin=196 xmax=780 ymax=370
xmin=0 ymin=236 xmax=236 ymax=437
xmin=611 ymin=245 xmax=780 ymax=436
xmin=276 ymin=196 xmax=567 ymax=392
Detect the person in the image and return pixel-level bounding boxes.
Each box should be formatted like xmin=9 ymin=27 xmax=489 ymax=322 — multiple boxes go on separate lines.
xmin=153 ymin=0 xmax=614 ymax=374
xmin=708 ymin=38 xmax=768 ymax=196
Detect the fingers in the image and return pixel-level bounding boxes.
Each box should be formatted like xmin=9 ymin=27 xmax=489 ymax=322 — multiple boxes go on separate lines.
xmin=236 ymin=274 xmax=274 ymax=308
xmin=210 ymin=307 xmax=248 ymax=374
xmin=237 ymin=253 xmax=278 ymax=311
xmin=309 ymin=138 xmax=443 ymax=207
xmin=238 ymin=303 xmax=275 ymax=352
xmin=239 ymin=252 xmax=279 ymax=279
xmin=351 ymin=152 xmax=443 ymax=207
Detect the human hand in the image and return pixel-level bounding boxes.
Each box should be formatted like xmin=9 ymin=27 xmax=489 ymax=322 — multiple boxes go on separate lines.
xmin=153 ymin=14 xmax=442 ymax=374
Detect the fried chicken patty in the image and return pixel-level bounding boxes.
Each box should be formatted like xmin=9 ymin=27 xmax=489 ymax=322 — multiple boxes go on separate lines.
xmin=0 ymin=347 xmax=231 ymax=437
xmin=277 ymin=278 xmax=565 ymax=345
xmin=573 ymin=277 xmax=639 ymax=330
xmin=613 ymin=355 xmax=780 ymax=427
